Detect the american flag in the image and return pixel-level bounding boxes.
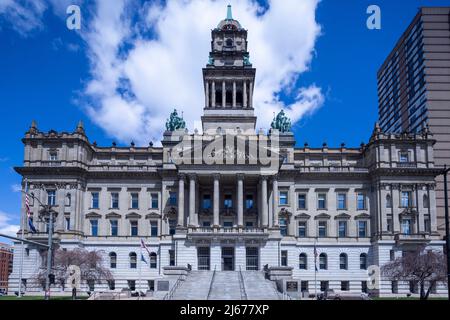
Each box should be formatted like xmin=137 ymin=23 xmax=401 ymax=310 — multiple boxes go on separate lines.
xmin=25 ymin=191 xmax=37 ymax=233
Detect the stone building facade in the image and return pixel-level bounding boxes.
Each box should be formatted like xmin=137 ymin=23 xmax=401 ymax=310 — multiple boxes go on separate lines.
xmin=8 ymin=6 xmax=447 ymax=298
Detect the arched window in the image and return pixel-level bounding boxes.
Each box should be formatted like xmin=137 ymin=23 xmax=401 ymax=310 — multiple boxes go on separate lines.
xmin=386 ymin=194 xmax=392 ymax=208
xmin=319 ymin=253 xmax=327 ymax=270
xmin=360 ymin=253 xmax=368 ymax=270
xmin=423 ymin=194 xmax=429 ymax=208
xmin=299 ymin=253 xmax=307 ymax=270
xmin=109 ymin=252 xmax=117 ymax=269
xmin=339 ymin=253 xmax=348 ymax=270
xmin=129 ymin=252 xmax=137 ymax=269
xmin=150 ymin=252 xmax=157 ymax=269
xmin=65 ymin=193 xmax=71 ymax=206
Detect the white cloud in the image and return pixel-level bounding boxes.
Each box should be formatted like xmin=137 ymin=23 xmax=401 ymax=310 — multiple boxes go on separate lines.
xmin=11 ymin=184 xmax=22 ymax=193
xmin=82 ymin=0 xmax=324 ymax=145
xmin=0 ymin=210 xmax=20 ymax=238
xmin=0 ymin=0 xmax=47 ymax=36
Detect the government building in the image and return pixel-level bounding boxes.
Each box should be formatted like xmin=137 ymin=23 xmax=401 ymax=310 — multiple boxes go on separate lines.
xmin=9 ymin=6 xmax=447 ymax=299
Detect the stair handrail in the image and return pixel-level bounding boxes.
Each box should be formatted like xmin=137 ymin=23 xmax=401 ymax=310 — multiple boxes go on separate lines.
xmin=238 ymin=266 xmax=248 ymax=300
xmin=163 ymin=273 xmax=185 ymax=300
xmin=206 ymin=266 xmax=217 ymax=300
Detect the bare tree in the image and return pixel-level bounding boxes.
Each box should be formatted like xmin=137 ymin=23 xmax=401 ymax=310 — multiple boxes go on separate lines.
xmin=381 ymin=247 xmax=447 ymax=300
xmin=35 ymin=248 xmax=112 ymax=292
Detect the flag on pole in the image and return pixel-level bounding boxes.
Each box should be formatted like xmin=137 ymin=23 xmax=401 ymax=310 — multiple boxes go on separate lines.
xmin=140 ymin=239 xmax=152 ymax=256
xmin=25 ymin=190 xmax=37 ymax=233
xmin=140 ymin=253 xmax=148 ymax=265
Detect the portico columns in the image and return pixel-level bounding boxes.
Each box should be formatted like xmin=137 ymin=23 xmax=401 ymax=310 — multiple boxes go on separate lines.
xmin=211 ymin=81 xmax=216 ymax=107
xmin=177 ymin=174 xmax=185 ymax=227
xmin=237 ymin=174 xmax=244 ymax=227
xmin=272 ymin=177 xmax=279 ymax=227
xmin=243 ymin=80 xmax=247 ymax=108
xmin=213 ymin=174 xmax=220 ymax=227
xmin=261 ymin=176 xmax=268 ymax=227
xmin=189 ymin=174 xmax=197 ymax=227
xmin=205 ymin=81 xmax=209 ymax=107
xmin=249 ymin=81 xmax=253 ymax=108
xmin=222 ymin=81 xmax=226 ymax=108
xmin=232 ymin=81 xmax=237 ymax=108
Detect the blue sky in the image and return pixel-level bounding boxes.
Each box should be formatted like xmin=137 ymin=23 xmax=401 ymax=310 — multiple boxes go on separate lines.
xmin=1 ymin=0 xmax=449 ymax=240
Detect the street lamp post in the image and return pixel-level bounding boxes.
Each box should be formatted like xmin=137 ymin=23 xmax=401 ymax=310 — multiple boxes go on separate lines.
xmin=442 ymin=165 xmax=450 ymax=300
xmin=43 ymin=207 xmax=55 ymax=301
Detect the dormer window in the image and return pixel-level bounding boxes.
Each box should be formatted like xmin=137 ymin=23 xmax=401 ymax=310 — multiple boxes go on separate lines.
xmin=399 ymin=151 xmax=409 ymax=163
xmin=49 ymin=152 xmax=58 ymax=161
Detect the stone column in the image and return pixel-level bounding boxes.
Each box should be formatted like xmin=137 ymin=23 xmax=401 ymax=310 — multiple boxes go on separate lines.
xmin=222 ymin=81 xmax=226 ymax=107
xmin=261 ymin=176 xmax=268 ymax=227
xmin=272 ymin=177 xmax=279 ymax=227
xmin=392 ymin=185 xmax=400 ymax=232
xmin=178 ymin=174 xmax=185 ymax=227
xmin=205 ymin=80 xmax=209 ymax=108
xmin=211 ymin=81 xmax=216 ymax=107
xmin=213 ymin=174 xmax=220 ymax=227
xmin=189 ymin=174 xmax=196 ymax=227
xmin=243 ymin=80 xmax=247 ymax=108
xmin=249 ymin=81 xmax=253 ymax=108
xmin=232 ymin=81 xmax=237 ymax=108
xmin=429 ymin=185 xmax=438 ymax=232
xmin=237 ymin=174 xmax=244 ymax=227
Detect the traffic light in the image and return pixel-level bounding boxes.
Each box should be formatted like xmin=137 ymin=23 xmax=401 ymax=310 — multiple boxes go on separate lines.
xmin=48 ymin=274 xmax=55 ymax=284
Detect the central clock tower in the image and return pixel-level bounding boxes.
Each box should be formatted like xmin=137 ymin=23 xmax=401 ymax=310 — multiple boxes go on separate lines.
xmin=201 ymin=5 xmax=257 ymax=135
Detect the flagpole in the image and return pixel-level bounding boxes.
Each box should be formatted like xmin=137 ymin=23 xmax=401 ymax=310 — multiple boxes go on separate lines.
xmin=18 ymin=179 xmax=27 ymax=298
xmin=314 ymin=240 xmax=317 ymax=300
xmin=139 ymin=239 xmax=142 ymax=299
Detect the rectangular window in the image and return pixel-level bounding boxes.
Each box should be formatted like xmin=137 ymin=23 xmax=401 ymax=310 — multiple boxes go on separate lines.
xmin=337 ymin=193 xmax=346 ymax=210
xmin=301 ymin=281 xmax=308 ymax=293
xmin=390 ymin=250 xmax=395 ymax=261
xmin=361 ymin=281 xmax=368 ymax=293
xmin=279 ymin=218 xmax=287 ymax=236
xmin=341 ymin=281 xmax=350 ymax=291
xmin=401 ymin=219 xmax=411 ymax=235
xmin=169 ymin=192 xmax=177 ymax=206
xmin=49 ymin=152 xmax=58 ymax=161
xmin=169 ymin=219 xmax=177 ymax=235
xmin=150 ymin=193 xmax=159 ymax=209
xmin=131 ymin=193 xmax=139 ymax=209
xmin=387 ymin=218 xmax=393 ymax=232
xmin=47 ymin=190 xmax=56 ymax=206
xmin=65 ymin=217 xmax=70 ymax=231
xmin=148 ymin=280 xmax=155 ymax=292
xmin=320 ymin=281 xmax=329 ymax=292
xmin=245 ymin=221 xmax=254 ymax=228
xmin=281 ymin=250 xmax=288 ymax=266
xmin=318 ymin=221 xmax=327 ymax=237
xmin=90 ymin=220 xmax=98 ymax=236
xmin=391 ymin=280 xmax=398 ymax=294
xmin=128 ymin=280 xmax=136 ymax=291
xmin=357 ymin=193 xmax=366 ymax=210
xmin=202 ymin=221 xmax=211 ymax=227
xmin=224 ymin=194 xmax=233 ymax=209
xmin=130 ymin=221 xmax=138 ymax=236
xmin=424 ymin=217 xmax=431 ymax=233
xmin=399 ymin=152 xmax=409 ymax=163
xmin=317 ymin=193 xmax=327 ymax=209
xmin=358 ymin=221 xmax=367 ymax=237
xmin=223 ymin=221 xmax=233 ymax=229
xmin=279 ymin=191 xmax=288 ymax=205
xmin=111 ymin=192 xmax=119 ymax=209
xmin=245 ymin=194 xmax=254 ymax=209
xmin=91 ymin=192 xmax=99 ymax=209
xmin=110 ymin=220 xmax=118 ymax=236
xmin=108 ymin=280 xmax=115 ymax=291
xmin=298 ymin=221 xmax=307 ymax=238
xmin=202 ymin=194 xmax=211 ymax=209
xmin=338 ymin=221 xmax=347 ymax=238
xmin=150 ymin=221 xmax=158 ymax=237
xmin=401 ymin=191 xmax=411 ymax=207
xmin=169 ymin=250 xmax=175 ymax=266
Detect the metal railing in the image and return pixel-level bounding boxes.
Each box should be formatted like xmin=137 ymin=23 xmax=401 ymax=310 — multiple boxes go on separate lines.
xmin=281 ymin=292 xmax=292 ymax=300
xmin=238 ymin=266 xmax=248 ymax=300
xmin=206 ymin=266 xmax=217 ymax=300
xmin=163 ymin=274 xmax=185 ymax=300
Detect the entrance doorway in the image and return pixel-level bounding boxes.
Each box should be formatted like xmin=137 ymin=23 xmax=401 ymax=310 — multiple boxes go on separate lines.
xmin=221 ymin=247 xmax=235 ymax=271
xmin=197 ymin=247 xmax=210 ymax=270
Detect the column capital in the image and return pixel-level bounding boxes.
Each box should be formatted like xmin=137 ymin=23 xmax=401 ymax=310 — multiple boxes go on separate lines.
xmin=271 ymin=174 xmax=279 ymax=182
xmin=213 ymin=173 xmax=221 ymax=181
xmin=260 ymin=175 xmax=269 ymax=182
xmin=178 ymin=173 xmax=186 ymax=181
xmin=236 ymin=173 xmax=245 ymax=181
xmin=188 ymin=173 xmax=197 ymax=181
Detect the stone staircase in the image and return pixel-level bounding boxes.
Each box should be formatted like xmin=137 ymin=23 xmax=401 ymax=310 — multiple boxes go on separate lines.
xmin=171 ymin=271 xmax=213 ymax=300
xmin=170 ymin=270 xmax=281 ymax=300
xmin=241 ymin=271 xmax=281 ymax=300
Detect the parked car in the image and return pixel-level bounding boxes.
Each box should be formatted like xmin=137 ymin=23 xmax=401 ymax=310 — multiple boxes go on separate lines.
xmin=318 ymin=289 xmax=370 ymax=300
